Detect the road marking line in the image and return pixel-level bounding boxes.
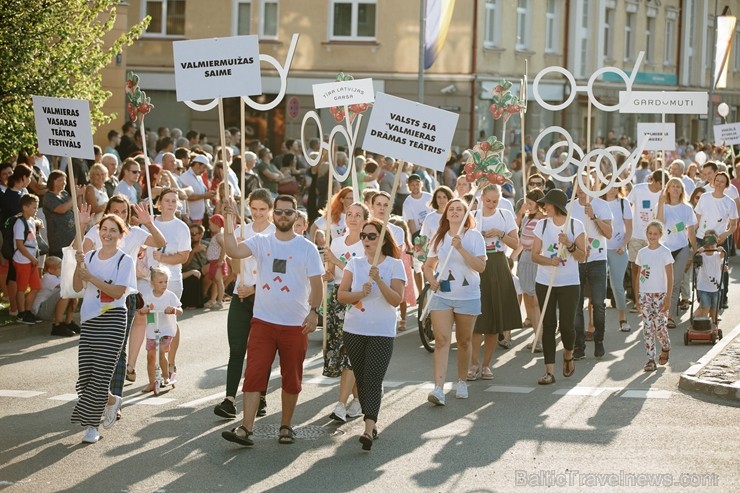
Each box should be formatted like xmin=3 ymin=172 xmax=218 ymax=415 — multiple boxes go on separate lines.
xmin=49 ymin=394 xmax=78 ymax=401
xmin=484 ymin=385 xmax=536 ymax=394
xmin=382 ymin=381 xmax=405 ymax=388
xmin=0 ymin=390 xmax=45 ymax=398
xmin=553 ymin=387 xmax=605 ymax=397
xmin=621 ymin=389 xmax=672 ymax=399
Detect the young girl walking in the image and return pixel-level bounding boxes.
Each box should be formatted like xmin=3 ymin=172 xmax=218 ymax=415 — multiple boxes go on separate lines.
xmin=635 ymin=221 xmax=674 ymax=372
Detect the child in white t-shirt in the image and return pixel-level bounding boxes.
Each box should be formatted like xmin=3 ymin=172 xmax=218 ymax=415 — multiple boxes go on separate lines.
xmin=695 ymin=230 xmax=725 ymax=327
xmin=635 ymin=221 xmax=674 ymax=372
xmin=139 ymin=267 xmax=182 ymax=391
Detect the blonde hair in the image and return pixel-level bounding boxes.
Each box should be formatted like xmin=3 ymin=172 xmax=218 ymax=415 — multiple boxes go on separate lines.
xmin=149 ymin=266 xmax=170 ymax=282
xmin=44 ymin=256 xmax=62 ymax=272
xmin=645 ymin=220 xmax=664 ymax=238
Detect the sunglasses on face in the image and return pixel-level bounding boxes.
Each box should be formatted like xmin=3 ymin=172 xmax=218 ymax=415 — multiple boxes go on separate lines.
xmin=360 ymin=232 xmax=379 ymax=241
xmin=273 ymin=208 xmax=296 ymax=217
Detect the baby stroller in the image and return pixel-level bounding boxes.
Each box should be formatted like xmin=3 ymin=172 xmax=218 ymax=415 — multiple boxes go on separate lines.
xmin=684 ymin=251 xmax=725 ymax=345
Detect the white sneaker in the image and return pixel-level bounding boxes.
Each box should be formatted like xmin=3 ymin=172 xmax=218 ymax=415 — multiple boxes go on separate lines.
xmin=330 ymin=402 xmax=347 ymax=422
xmin=455 ymin=380 xmax=469 ymax=399
xmin=346 ymin=398 xmax=363 ymax=418
xmin=81 ymin=426 xmax=100 ymax=443
xmin=102 ymin=395 xmax=122 ymax=429
xmin=427 ymin=386 xmax=446 ymax=406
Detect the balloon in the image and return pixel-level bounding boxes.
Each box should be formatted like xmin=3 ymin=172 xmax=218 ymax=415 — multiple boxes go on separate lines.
xmin=695 ymin=151 xmax=707 ymax=166
xmin=718 ymin=102 xmax=730 ymax=118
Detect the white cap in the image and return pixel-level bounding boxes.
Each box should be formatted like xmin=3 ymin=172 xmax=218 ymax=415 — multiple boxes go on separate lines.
xmin=191 ymin=154 xmax=212 ymax=169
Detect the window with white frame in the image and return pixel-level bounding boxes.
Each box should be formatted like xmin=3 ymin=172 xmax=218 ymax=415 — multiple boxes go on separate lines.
xmin=664 ymin=11 xmax=677 ymax=65
xmin=260 ymin=0 xmax=278 ymax=39
xmin=144 ymin=0 xmax=185 ymax=36
xmin=234 ymin=0 xmax=251 ymax=35
xmin=515 ymin=0 xmax=530 ymax=50
xmin=624 ymin=12 xmax=636 ymax=61
xmin=545 ymin=0 xmax=559 ymax=53
xmin=484 ymin=0 xmax=501 ymax=48
xmin=646 ymin=16 xmax=656 ymax=63
xmin=330 ymin=0 xmax=377 ymax=40
xmin=604 ymin=7 xmax=615 ymax=59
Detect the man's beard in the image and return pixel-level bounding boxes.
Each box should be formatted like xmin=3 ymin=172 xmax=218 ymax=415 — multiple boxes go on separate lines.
xmin=275 ymin=220 xmax=295 ymax=232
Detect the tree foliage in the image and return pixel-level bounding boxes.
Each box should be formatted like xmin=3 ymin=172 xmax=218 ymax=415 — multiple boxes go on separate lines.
xmin=0 ymin=0 xmax=150 ymax=160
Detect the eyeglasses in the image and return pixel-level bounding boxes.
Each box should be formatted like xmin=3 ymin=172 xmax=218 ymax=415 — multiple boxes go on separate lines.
xmin=360 ymin=232 xmax=379 ymax=241
xmin=273 ymin=208 xmax=296 ymax=217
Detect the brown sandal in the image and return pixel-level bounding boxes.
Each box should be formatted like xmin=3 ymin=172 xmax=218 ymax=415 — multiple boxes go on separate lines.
xmin=563 ymin=355 xmax=575 ymax=377
xmin=658 ymin=350 xmax=669 ymax=365
xmin=644 ymin=359 xmax=657 ymax=372
xmin=538 ymin=373 xmax=556 ymax=385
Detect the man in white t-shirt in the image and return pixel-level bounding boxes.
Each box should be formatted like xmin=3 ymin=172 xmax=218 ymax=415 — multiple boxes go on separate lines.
xmin=402 ymin=174 xmax=433 ymax=237
xmin=627 ymin=169 xmax=666 ymax=308
xmin=567 ymin=179 xmax=613 ymax=360
xmin=180 ymin=154 xmax=216 ymax=224
xmin=222 ymin=194 xmax=324 ymax=447
xmin=700 ymin=161 xmax=740 ymax=221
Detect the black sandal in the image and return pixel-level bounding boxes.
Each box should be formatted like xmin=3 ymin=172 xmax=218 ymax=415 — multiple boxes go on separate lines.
xmin=359 ymin=429 xmax=378 ymax=451
xmin=222 ymin=425 xmax=253 ymax=446
xmin=278 ymin=425 xmax=295 ymax=444
xmin=563 ymin=355 xmax=575 ymax=377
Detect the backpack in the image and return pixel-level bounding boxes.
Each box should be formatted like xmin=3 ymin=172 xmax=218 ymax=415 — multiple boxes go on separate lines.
xmin=1 ymin=215 xmax=29 ymax=260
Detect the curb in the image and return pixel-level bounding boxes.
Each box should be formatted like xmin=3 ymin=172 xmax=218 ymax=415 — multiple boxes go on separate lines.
xmin=679 ymin=322 xmax=740 ymax=403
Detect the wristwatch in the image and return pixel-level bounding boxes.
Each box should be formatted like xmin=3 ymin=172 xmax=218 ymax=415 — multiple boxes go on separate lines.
xmin=310 ymin=306 xmax=321 ymax=316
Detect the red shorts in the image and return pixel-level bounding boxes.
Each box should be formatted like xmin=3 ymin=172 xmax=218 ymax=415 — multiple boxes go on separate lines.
xmin=242 ymin=318 xmax=307 ymax=394
xmin=207 ymin=259 xmax=227 ymax=280
xmin=13 ymin=261 xmax=41 ymax=291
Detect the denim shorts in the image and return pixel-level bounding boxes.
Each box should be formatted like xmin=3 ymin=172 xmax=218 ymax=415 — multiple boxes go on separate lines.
xmin=697 ymin=290 xmax=719 ymax=309
xmin=427 ymin=295 xmax=481 ymax=315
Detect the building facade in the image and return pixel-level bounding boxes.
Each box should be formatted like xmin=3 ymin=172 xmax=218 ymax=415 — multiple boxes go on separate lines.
xmin=96 ymin=0 xmax=740 ymax=156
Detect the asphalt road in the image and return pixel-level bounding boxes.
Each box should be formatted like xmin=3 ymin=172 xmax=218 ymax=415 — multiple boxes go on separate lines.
xmin=1 ymin=266 xmax=740 ymax=492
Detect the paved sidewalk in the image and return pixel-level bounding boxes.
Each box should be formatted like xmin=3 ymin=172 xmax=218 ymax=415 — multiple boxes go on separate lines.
xmin=680 ymin=322 xmax=740 ymax=403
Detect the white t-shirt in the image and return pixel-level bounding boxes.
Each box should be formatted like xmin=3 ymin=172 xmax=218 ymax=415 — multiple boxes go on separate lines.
xmin=113 ymin=181 xmax=138 ymax=205
xmin=662 ymin=203 xmax=696 ymax=251
xmin=635 ymin=244 xmax=674 ymax=294
xmin=146 ymin=217 xmax=191 ymax=282
xmin=226 ymin=167 xmax=242 ymax=198
xmin=606 ymin=198 xmax=632 ymax=250
xmin=32 ymin=273 xmax=59 ymax=314
xmin=80 ymin=249 xmax=137 ymax=323
xmin=402 ymin=192 xmax=433 ymax=231
xmin=568 ymin=197 xmax=613 ymax=262
xmin=703 ymin=183 xmax=740 ymax=200
xmin=140 ymin=286 xmax=181 ymax=338
xmin=419 ymin=211 xmax=442 ymax=242
xmin=695 ymin=193 xmax=740 ymax=239
xmin=329 ymin=233 xmax=365 ymax=284
xmin=534 ymin=217 xmax=586 ymax=287
xmin=387 ymin=222 xmax=406 ymax=249
xmin=246 ymin=234 xmax=324 ymax=326
xmin=85 ymin=224 xmax=151 ymax=259
xmin=343 ymin=256 xmax=407 ymax=337
xmin=314 ymin=214 xmax=346 ymax=243
xmin=681 ymin=176 xmax=696 ymax=198
xmin=180 ymin=168 xmax=208 ymax=221
xmin=628 ymin=183 xmax=661 ymax=240
xmin=12 ymin=217 xmax=37 ymax=264
xmin=476 ymin=208 xmax=518 ymax=253
xmin=427 ymin=228 xmax=486 ymax=300
xmin=499 ymin=197 xmax=515 ymax=216
xmin=697 ymin=251 xmax=723 ymax=293
xmin=233 ymin=222 xmax=276 ymax=290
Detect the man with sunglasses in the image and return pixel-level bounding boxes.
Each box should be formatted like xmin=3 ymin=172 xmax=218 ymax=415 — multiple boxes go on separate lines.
xmin=221 ymin=195 xmax=324 ymax=447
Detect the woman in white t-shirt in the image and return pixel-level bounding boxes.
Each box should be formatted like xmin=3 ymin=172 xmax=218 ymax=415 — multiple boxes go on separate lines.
xmin=635 ymin=221 xmax=674 ymax=372
xmin=338 ymin=219 xmax=406 ymax=451
xmin=417 ymin=185 xmax=453 ymax=264
xmin=310 ymin=186 xmax=352 ymax=247
xmin=214 ymin=189 xmax=275 ymax=420
xmin=656 ymin=178 xmax=697 ymax=329
xmin=470 ymin=185 xmax=521 ymax=380
xmin=71 ymin=214 xmax=137 ymax=444
xmin=422 ymin=198 xmax=487 ymax=405
xmin=602 ymin=180 xmax=633 ymax=332
xmin=531 ymin=190 xmax=587 ymax=385
xmin=324 ymin=203 xmax=368 ymax=422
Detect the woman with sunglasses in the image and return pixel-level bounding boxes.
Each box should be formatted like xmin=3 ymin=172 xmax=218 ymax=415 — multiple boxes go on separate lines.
xmin=423 ymin=198 xmax=486 ymax=405
xmin=338 ymin=219 xmax=405 ymax=451
xmin=114 ymin=158 xmax=141 ymax=204
xmin=324 ymin=202 xmax=369 ymax=422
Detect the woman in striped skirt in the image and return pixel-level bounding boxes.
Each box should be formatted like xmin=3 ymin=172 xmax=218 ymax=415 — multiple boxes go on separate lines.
xmin=73 ymin=214 xmax=137 ymax=443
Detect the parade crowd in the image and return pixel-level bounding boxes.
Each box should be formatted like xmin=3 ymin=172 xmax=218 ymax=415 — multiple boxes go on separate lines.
xmin=2 ymin=125 xmax=737 ymax=449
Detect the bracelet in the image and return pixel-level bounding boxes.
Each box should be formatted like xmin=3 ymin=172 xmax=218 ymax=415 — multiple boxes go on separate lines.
xmin=567 ymin=243 xmax=576 ymax=253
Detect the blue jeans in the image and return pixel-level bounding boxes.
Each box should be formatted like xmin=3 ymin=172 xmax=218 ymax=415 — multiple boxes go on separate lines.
xmin=669 ymin=246 xmax=691 ymax=318
xmin=575 ymin=260 xmax=607 ymax=350
xmin=606 ymin=249 xmax=628 ymax=311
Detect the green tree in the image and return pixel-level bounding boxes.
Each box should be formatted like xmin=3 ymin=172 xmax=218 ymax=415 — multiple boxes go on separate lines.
xmin=0 ymin=0 xmax=149 ymax=160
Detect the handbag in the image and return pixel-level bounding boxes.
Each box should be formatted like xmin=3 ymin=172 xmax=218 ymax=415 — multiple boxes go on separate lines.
xmin=60 ymin=246 xmax=84 ymax=299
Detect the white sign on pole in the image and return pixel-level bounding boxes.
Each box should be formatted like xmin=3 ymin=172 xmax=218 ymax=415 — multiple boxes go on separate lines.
xmin=618 ymin=91 xmax=708 ymax=114
xmin=636 ymin=123 xmax=676 ymax=151
xmin=32 ymin=96 xmax=94 ymax=160
xmin=312 ymin=78 xmax=375 ymax=109
xmin=173 ymin=36 xmax=262 ymax=102
xmin=714 ymin=122 xmax=740 ymax=146
xmin=361 ymin=92 xmax=458 ymax=172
